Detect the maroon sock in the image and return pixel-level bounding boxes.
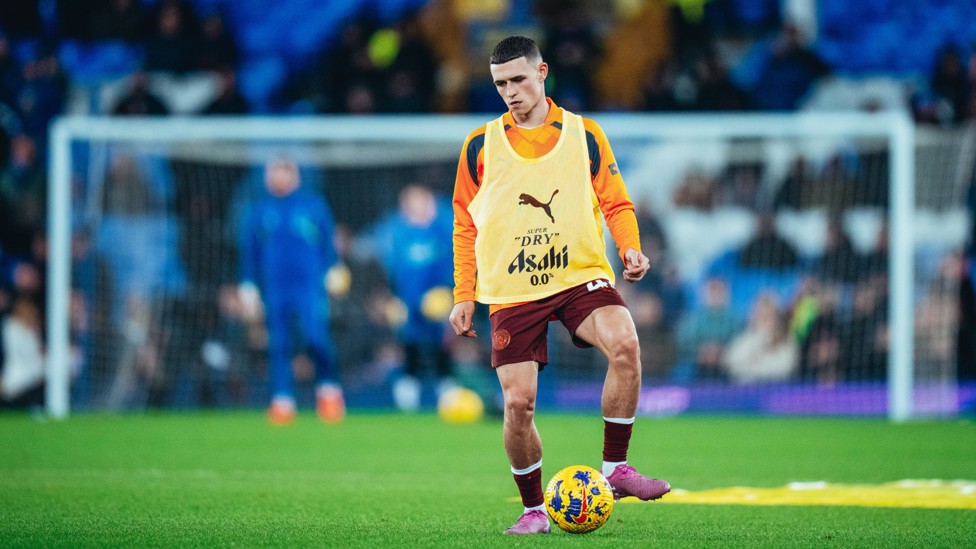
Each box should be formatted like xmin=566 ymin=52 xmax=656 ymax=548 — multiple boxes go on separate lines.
xmin=513 ymin=467 xmax=544 ymax=508
xmin=603 ymin=420 xmax=633 ymax=463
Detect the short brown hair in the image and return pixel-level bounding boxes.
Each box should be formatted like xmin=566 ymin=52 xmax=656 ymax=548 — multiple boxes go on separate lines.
xmin=490 ymin=35 xmax=542 ymax=64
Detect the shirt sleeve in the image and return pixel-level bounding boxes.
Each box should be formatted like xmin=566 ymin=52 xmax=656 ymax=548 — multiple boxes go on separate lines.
xmin=452 ymin=127 xmax=485 ymax=303
xmin=584 ymin=118 xmax=641 ymax=261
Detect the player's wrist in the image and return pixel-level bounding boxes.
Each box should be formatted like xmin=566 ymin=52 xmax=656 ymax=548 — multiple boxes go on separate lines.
xmin=453 ymin=291 xmax=476 ymax=303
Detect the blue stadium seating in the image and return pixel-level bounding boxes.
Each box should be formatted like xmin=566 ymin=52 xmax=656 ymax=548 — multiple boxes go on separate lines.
xmin=58 ymin=41 xmax=144 ymax=85
xmin=816 ymin=0 xmax=976 ymax=76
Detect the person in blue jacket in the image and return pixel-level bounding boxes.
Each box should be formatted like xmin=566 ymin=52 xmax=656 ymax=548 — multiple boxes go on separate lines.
xmin=370 ymin=184 xmax=456 ymax=411
xmin=237 ymin=157 xmax=343 ymax=424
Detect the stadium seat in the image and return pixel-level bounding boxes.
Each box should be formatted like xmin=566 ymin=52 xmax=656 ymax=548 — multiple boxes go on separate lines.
xmin=58 ymin=41 xmax=144 ymax=85
xmin=237 ymin=56 xmax=288 ymax=112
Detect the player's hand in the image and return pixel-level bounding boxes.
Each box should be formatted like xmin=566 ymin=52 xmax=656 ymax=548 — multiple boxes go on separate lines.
xmin=622 ymin=248 xmax=650 ymax=283
xmin=238 ymin=282 xmax=263 ymax=320
xmin=449 ymin=301 xmax=477 ymax=337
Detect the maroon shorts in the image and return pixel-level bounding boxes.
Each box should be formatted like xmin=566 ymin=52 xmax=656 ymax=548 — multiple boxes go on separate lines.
xmin=488 ymin=279 xmax=627 ymax=369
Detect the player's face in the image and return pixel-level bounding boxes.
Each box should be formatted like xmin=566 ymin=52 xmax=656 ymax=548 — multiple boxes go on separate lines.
xmin=490 ymin=56 xmax=548 ymax=122
xmin=266 ymin=163 xmax=299 ymax=197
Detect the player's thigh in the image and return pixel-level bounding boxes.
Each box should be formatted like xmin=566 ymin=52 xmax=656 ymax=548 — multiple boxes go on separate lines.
xmin=573 ymin=305 xmax=638 ymax=358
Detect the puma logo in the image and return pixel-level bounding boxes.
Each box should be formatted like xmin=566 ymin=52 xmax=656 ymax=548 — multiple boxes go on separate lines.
xmin=518 ymin=190 xmax=559 ymax=223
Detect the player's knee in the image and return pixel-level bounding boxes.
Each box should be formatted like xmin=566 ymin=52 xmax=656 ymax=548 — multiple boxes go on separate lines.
xmin=504 ymin=393 xmax=536 ymax=421
xmin=610 ymin=331 xmax=641 ymax=368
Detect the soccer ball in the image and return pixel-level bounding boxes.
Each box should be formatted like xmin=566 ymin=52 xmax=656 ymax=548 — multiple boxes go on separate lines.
xmin=544 ymin=465 xmax=614 ymax=534
xmin=436 ymin=387 xmax=484 ymax=423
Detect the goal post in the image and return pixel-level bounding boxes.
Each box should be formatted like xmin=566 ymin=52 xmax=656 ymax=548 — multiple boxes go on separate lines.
xmin=594 ymin=111 xmax=917 ymax=421
xmin=46 ymin=112 xmax=941 ymax=420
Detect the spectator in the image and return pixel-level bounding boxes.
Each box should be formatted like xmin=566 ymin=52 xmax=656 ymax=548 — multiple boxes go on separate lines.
xmin=960 ymin=182 xmax=976 ymax=382
xmin=0 ymin=243 xmax=41 ymax=312
xmin=87 ymin=0 xmax=147 ymax=42
xmin=624 ymin=285 xmax=677 ymax=383
xmin=929 ymin=45 xmax=970 ymax=125
xmin=367 ymin=184 xmax=455 ymax=411
xmin=237 ymin=157 xmax=344 ymax=424
xmin=632 ymin=200 xmax=684 ymax=324
xmin=313 ymin=21 xmax=382 ymax=113
xmin=111 ymin=71 xmax=169 ymax=115
xmin=675 ymin=276 xmax=740 ymax=383
xmin=774 ymin=156 xmax=815 ymax=210
xmin=200 ymin=67 xmax=248 ymax=115
xmin=738 ymin=211 xmax=799 ymax=270
xmin=381 ymin=17 xmax=437 ymax=113
xmin=539 ymin=0 xmax=598 ymax=111
xmin=838 ymin=279 xmax=888 ymax=381
xmin=914 ymin=253 xmax=961 ymax=378
xmin=0 ymin=35 xmax=23 ymax=107
xmin=640 ymin=64 xmax=678 ymax=111
xmin=753 ymin=22 xmax=830 ymax=110
xmin=718 ymin=163 xmax=763 ymax=208
xmin=0 ymin=135 xmax=45 ymax=258
xmin=343 ymin=83 xmax=379 ymax=114
xmin=967 ymin=48 xmax=976 ymax=120
xmin=16 ymin=44 xmax=67 ymax=142
xmin=196 ymin=11 xmax=239 ymax=72
xmin=812 ymin=215 xmax=860 ymax=285
xmin=812 ymin=153 xmax=858 ymax=211
xmin=694 ymin=50 xmax=751 ymax=111
xmin=671 ymin=168 xmax=717 ymax=210
xmin=723 ymin=292 xmax=799 ymax=384
xmin=859 ymin=220 xmax=889 ymax=281
xmin=0 ymin=297 xmax=45 ymax=409
xmin=793 ymin=278 xmax=844 ymax=385
xmin=143 ymin=0 xmax=198 ymax=74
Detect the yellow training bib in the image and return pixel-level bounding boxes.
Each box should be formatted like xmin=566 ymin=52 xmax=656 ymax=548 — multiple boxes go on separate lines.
xmin=467 ymin=110 xmax=614 ymax=304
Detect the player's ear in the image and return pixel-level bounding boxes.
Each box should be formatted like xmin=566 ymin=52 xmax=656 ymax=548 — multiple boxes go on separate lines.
xmin=538 ymin=61 xmax=548 ymax=81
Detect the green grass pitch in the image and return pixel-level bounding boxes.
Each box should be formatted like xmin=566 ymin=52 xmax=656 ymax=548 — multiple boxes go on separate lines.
xmin=1 ymin=412 xmax=973 ymax=547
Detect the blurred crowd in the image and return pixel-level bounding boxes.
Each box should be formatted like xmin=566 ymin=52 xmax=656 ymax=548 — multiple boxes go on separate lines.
xmin=1 ymin=0 xmax=976 ymax=410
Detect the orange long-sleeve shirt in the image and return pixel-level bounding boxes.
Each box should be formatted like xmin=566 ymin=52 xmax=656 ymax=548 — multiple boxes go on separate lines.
xmin=452 ymin=99 xmax=641 ymax=310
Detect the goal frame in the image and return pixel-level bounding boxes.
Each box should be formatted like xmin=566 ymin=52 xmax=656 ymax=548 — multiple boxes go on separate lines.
xmin=46 ymin=112 xmax=916 ymax=420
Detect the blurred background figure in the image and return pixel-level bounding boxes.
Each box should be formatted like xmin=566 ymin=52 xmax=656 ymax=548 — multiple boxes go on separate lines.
xmin=1 ymin=296 xmax=45 ymax=409
xmin=111 ymin=70 xmax=169 ymax=116
xmin=237 ymin=157 xmax=343 ymax=424
xmin=675 ymin=276 xmax=740 ymax=384
xmin=94 ymin=151 xmax=186 ymax=410
xmin=366 ymin=184 xmax=455 ymax=411
xmin=199 ymin=67 xmax=248 ymax=115
xmin=724 ymin=292 xmax=799 ymax=385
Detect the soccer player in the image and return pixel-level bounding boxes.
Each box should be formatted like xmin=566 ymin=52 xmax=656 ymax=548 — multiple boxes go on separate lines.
xmin=238 ymin=157 xmax=344 ymax=424
xmin=449 ymin=36 xmax=671 ymax=535
xmin=369 ymin=184 xmax=457 ymax=411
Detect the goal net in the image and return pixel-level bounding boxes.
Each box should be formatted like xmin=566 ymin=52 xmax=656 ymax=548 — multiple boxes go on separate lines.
xmin=45 ymin=113 xmax=974 ymax=419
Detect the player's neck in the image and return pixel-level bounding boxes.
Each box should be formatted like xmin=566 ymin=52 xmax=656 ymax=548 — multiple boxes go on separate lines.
xmin=512 ymin=99 xmax=550 ymax=129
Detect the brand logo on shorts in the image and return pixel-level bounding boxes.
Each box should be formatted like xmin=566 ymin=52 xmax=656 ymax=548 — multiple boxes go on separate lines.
xmin=586 ymin=280 xmax=610 ymax=292
xmin=492 ymin=329 xmax=511 ymax=350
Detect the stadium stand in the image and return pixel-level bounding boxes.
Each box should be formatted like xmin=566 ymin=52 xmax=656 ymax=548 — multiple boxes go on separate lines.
xmin=1 ymin=0 xmax=975 ymax=414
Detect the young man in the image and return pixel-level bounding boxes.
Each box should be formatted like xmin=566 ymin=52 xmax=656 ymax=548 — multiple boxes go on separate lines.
xmin=238 ymin=157 xmax=345 ymax=424
xmin=369 ymin=184 xmax=457 ymax=411
xmin=449 ymin=36 xmax=670 ymax=535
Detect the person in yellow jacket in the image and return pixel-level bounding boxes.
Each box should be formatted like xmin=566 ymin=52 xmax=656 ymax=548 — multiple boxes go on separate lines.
xmin=449 ymin=36 xmax=670 ymax=535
